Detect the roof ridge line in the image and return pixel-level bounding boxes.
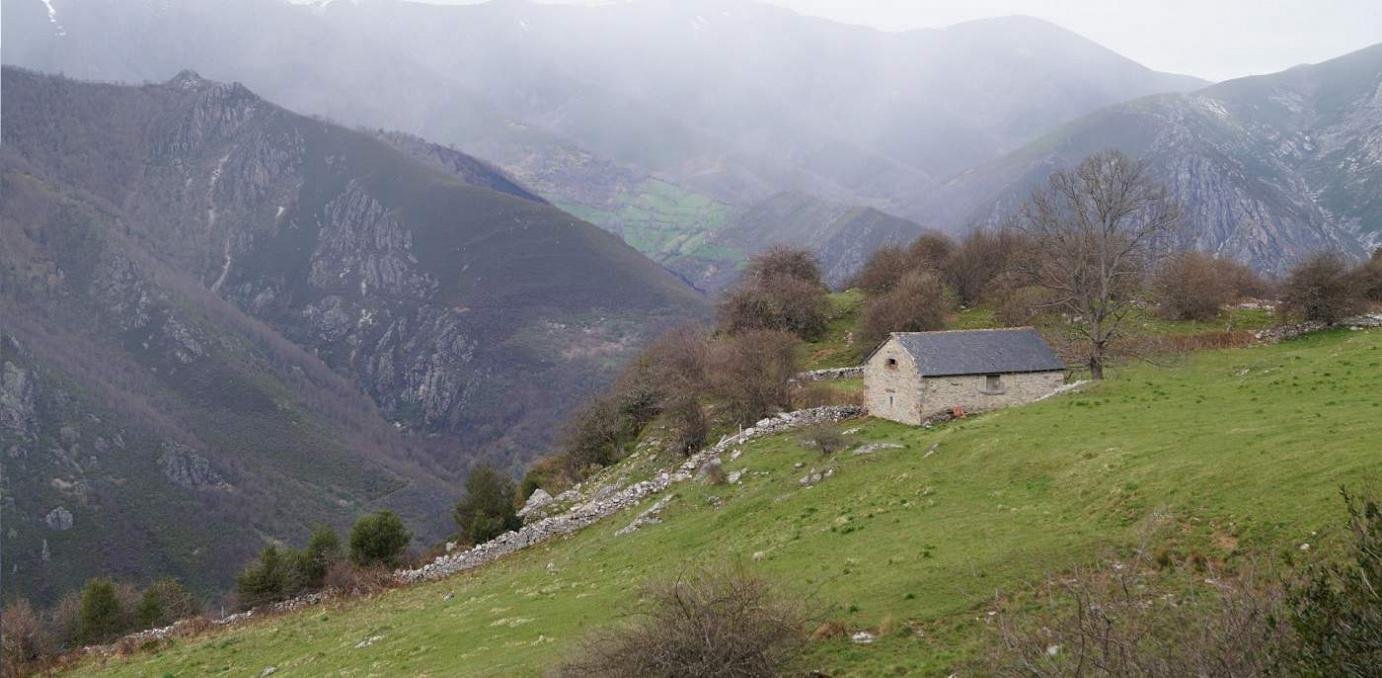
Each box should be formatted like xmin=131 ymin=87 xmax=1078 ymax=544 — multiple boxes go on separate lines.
xmin=890 ymin=327 xmax=1036 ymax=336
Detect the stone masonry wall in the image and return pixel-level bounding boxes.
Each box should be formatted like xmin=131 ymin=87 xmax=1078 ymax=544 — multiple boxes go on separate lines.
xmin=920 ymin=371 xmax=1066 ymax=418
xmin=864 ymin=339 xmax=924 ymax=425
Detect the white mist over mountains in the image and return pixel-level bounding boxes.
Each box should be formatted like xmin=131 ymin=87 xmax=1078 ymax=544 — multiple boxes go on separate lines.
xmin=425 ymin=0 xmax=1382 ymax=82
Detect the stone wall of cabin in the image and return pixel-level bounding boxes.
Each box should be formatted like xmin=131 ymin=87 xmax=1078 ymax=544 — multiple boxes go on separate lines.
xmin=864 ymin=339 xmax=925 ymax=425
xmin=919 ymin=371 xmax=1065 ymax=418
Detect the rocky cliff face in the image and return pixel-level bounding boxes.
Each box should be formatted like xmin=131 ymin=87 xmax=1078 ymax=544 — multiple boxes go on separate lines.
xmin=0 ymin=67 xmax=704 ymax=603
xmin=921 ymin=44 xmax=1382 ymax=271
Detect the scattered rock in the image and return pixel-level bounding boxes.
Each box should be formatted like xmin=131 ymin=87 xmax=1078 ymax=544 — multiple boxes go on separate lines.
xmin=851 ymin=442 xmax=903 ymax=456
xmin=851 ymin=631 xmax=876 ymax=644
xmin=517 ymin=488 xmax=553 ymax=520
xmin=44 ymin=507 xmax=73 ymax=531
xmin=615 ymin=494 xmax=675 ymax=536
xmin=727 ymin=470 xmax=743 ymax=484
xmin=354 ymin=635 xmax=384 ymax=649
xmin=796 ymin=367 xmax=864 ymax=381
xmin=259 ymin=668 xmax=277 ymax=677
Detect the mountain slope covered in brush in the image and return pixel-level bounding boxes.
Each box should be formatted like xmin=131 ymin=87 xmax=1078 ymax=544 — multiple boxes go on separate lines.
xmin=922 ymin=42 xmax=1382 ymax=271
xmin=0 ymin=67 xmax=703 ymax=602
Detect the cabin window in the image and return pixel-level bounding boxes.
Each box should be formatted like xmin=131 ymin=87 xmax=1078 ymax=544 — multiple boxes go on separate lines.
xmin=985 ymin=374 xmax=1003 ymax=392
xmin=886 ymin=358 xmax=898 ymax=370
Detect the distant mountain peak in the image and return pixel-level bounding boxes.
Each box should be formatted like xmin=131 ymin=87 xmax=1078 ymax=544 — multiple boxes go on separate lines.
xmin=168 ymin=69 xmax=210 ymax=90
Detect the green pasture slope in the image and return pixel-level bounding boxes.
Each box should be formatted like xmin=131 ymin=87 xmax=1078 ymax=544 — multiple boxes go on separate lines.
xmin=75 ymin=328 xmax=1382 ymax=676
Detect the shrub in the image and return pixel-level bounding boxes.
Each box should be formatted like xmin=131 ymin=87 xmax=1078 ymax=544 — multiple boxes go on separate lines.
xmin=519 ymin=454 xmax=569 ymax=500
xmin=559 ymin=395 xmax=627 ymax=474
xmin=800 ymin=426 xmax=845 ymax=456
xmin=982 ymin=557 xmax=1291 ymax=676
xmin=2 ymin=599 xmax=53 ymax=675
xmin=942 ymin=229 xmax=1031 ymax=307
xmin=994 ymin=285 xmax=1052 ymax=327
xmin=454 ymin=464 xmax=521 ymax=545
xmin=846 ymin=244 xmax=914 ymax=295
xmin=47 ymin=591 xmax=82 ymax=649
xmin=857 ymin=270 xmax=948 ymax=348
xmin=717 ymin=275 xmax=830 ymax=340
xmin=236 ymin=545 xmax=294 ymax=609
xmin=708 ymin=330 xmax=799 ymax=426
xmin=1357 ymin=248 xmax=1382 ymax=302
xmin=718 ymin=248 xmax=830 ymax=340
xmin=557 ymin=567 xmax=807 ymax=678
xmin=297 ymin=525 xmax=344 ymax=590
xmin=907 ymin=231 xmax=957 ymax=272
xmin=322 ymin=561 xmax=394 ymax=598
xmin=742 ymin=245 xmax=825 ymax=288
xmin=1281 ymin=251 xmax=1363 ymax=324
xmin=662 ymin=394 xmax=709 ymax=456
xmin=76 ymin=578 xmax=128 ymax=645
xmin=135 ymin=578 xmax=199 ymax=629
xmin=349 ymin=510 xmax=412 ymax=568
xmin=1154 ymin=251 xmax=1233 ymax=321
xmin=1287 ymin=489 xmax=1382 ymax=676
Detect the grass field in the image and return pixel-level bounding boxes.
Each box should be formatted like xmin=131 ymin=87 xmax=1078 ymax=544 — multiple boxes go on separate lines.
xmin=74 ymin=328 xmax=1382 ymax=676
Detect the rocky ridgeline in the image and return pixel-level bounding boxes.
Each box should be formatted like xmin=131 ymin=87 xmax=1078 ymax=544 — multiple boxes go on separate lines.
xmin=397 ymin=405 xmax=865 ymax=583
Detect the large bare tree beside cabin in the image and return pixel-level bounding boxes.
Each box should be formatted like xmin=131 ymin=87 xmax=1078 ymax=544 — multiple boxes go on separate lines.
xmin=1018 ymin=151 xmax=1182 ymax=379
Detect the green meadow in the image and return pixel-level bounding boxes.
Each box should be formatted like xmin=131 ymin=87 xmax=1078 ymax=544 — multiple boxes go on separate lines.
xmin=75 ymin=328 xmax=1382 ymax=676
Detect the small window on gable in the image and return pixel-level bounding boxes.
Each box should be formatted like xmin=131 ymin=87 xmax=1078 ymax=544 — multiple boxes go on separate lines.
xmin=886 ymin=358 xmax=898 ymax=370
xmin=985 ymin=374 xmax=1002 ymax=392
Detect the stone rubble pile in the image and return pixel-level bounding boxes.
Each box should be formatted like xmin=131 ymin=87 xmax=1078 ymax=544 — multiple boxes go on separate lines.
xmin=397 ymin=405 xmax=865 ymax=583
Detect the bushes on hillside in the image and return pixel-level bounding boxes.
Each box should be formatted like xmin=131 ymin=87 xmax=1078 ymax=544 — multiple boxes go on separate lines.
xmin=1358 ymin=248 xmax=1382 ymax=302
xmin=717 ymin=247 xmax=830 ymax=340
xmin=235 ymin=525 xmax=351 ymax=609
xmin=1154 ymin=251 xmax=1234 ymax=321
xmin=236 ymin=545 xmax=296 ymax=609
xmin=2 ymin=600 xmax=53 ymax=675
xmin=454 ymin=464 xmax=521 ymax=545
xmin=135 ymin=578 xmax=199 ymax=630
xmin=557 ymin=567 xmax=808 ymax=678
xmin=349 ymin=510 xmax=412 ymax=568
xmin=984 ymin=490 xmax=1382 ymax=676
xmin=708 ymin=330 xmax=799 ymax=426
xmin=1287 ymin=490 xmax=1382 ymax=676
xmin=76 ymin=578 xmax=128 ymax=645
xmin=1281 ymin=251 xmax=1363 ymax=324
xmin=857 ymin=270 xmax=948 ymax=347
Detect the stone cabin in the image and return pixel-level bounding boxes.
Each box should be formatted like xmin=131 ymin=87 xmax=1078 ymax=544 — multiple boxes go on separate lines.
xmin=864 ymin=328 xmax=1066 ymax=425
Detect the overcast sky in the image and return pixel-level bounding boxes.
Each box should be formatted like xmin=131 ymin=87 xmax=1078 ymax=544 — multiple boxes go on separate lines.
xmin=433 ymin=0 xmax=1382 ymax=82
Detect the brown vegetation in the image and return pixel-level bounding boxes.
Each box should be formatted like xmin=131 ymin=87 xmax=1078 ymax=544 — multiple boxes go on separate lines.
xmin=717 ymin=247 xmax=830 ymax=340
xmin=857 ymin=270 xmax=948 ymax=348
xmin=708 ymin=330 xmax=799 ymax=426
xmin=1280 ymin=251 xmax=1364 ymax=324
xmin=557 ymin=567 xmax=808 ymax=678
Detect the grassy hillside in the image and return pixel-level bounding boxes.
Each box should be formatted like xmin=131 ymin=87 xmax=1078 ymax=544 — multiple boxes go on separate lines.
xmin=73 ymin=328 xmax=1382 ymax=675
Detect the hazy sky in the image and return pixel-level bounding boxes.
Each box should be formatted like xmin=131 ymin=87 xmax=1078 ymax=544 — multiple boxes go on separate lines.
xmin=433 ymin=0 xmax=1382 ymax=82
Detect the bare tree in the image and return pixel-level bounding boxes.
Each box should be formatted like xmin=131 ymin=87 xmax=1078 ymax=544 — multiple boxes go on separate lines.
xmin=1018 ymin=150 xmax=1181 ymax=379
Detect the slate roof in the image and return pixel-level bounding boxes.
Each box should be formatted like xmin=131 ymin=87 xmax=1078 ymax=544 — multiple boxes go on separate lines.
xmin=885 ymin=328 xmax=1065 ymax=377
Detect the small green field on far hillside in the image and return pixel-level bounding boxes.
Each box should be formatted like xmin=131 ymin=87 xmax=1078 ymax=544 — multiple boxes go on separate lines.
xmin=73 ymin=329 xmax=1382 ymax=676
